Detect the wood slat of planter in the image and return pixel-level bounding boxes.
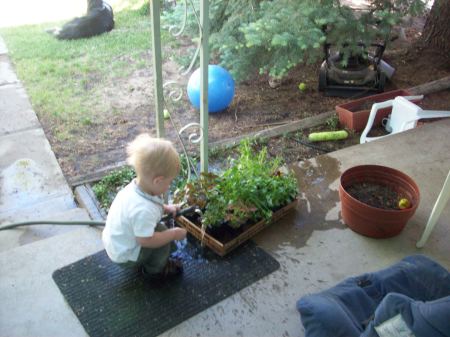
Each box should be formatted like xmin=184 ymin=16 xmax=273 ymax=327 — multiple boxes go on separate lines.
xmin=74 ymin=184 xmax=107 ymax=221
xmin=176 ymin=200 xmax=297 ymax=256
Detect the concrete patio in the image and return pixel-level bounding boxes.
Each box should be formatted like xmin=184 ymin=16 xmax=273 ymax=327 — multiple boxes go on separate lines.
xmin=1 ymin=32 xmax=450 ymax=337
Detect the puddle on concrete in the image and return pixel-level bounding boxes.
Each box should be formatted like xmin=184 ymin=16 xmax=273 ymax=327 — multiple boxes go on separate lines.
xmin=254 ymin=155 xmax=346 ymax=252
xmin=1 ymin=158 xmax=48 ymax=208
xmin=0 ymin=158 xmax=56 ymax=245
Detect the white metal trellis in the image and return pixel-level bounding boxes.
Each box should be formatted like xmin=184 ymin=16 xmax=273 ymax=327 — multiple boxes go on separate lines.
xmin=150 ymin=0 xmax=209 ymax=174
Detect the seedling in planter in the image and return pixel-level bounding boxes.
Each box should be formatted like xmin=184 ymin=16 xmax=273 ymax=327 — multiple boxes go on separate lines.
xmin=174 ymin=139 xmax=298 ymax=231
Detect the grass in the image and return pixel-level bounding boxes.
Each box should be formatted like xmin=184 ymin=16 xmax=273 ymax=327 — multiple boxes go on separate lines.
xmin=0 ymin=1 xmax=171 ymax=136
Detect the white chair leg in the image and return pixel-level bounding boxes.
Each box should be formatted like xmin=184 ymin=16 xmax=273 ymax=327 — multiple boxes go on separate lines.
xmin=417 ymin=169 xmax=450 ymax=248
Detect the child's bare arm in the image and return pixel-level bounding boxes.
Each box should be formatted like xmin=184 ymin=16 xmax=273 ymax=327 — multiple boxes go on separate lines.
xmin=136 ymin=227 xmax=186 ymax=248
xmin=163 ymin=203 xmax=181 ymax=217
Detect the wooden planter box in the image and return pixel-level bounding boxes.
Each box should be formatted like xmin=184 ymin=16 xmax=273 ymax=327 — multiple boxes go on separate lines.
xmin=335 ymin=89 xmax=422 ymax=132
xmin=176 ymin=200 xmax=297 ymax=256
xmin=74 ymin=184 xmax=107 ymax=221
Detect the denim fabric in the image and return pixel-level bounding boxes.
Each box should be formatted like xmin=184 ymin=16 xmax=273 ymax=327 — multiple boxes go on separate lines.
xmin=361 ymin=293 xmax=450 ymax=337
xmin=297 ymin=255 xmax=450 ymax=337
xmin=118 ymin=222 xmax=176 ymax=274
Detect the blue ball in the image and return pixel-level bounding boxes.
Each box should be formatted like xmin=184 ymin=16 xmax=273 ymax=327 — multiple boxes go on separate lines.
xmin=187 ymin=65 xmax=235 ymax=113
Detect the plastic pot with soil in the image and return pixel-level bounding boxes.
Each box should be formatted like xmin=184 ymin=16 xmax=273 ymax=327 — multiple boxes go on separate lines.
xmin=339 ymin=164 xmax=420 ymax=238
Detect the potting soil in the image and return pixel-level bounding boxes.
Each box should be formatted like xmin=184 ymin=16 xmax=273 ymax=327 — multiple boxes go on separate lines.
xmin=346 ymin=182 xmax=402 ymax=210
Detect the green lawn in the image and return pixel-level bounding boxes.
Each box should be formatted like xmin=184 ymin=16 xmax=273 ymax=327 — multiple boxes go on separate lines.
xmin=0 ymin=1 xmax=168 ymax=137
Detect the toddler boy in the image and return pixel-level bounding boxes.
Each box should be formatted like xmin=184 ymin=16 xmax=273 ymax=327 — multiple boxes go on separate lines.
xmin=102 ymin=133 xmax=187 ymax=280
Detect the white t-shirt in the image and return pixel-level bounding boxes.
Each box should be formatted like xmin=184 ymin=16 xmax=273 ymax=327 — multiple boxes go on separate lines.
xmin=102 ymin=180 xmax=164 ymax=263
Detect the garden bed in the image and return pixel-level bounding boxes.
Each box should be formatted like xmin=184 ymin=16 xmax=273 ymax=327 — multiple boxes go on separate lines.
xmin=77 ymin=139 xmax=299 ymax=256
xmin=74 ymin=182 xmax=297 ymax=256
xmin=176 ymin=199 xmax=297 ymax=256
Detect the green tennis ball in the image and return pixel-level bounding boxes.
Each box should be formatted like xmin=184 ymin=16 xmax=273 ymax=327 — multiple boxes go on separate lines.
xmin=308 ymin=130 xmax=348 ymax=142
xmin=163 ymin=109 xmax=170 ymax=119
xmin=298 ymin=82 xmax=307 ymax=91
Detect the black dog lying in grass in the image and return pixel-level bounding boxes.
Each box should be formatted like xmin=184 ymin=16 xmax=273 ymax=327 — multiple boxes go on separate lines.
xmin=47 ymin=0 xmax=114 ymax=40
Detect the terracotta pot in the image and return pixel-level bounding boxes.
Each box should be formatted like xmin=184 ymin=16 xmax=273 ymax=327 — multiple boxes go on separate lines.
xmin=335 ymin=89 xmax=422 ymax=132
xmin=339 ymin=165 xmax=420 ymax=238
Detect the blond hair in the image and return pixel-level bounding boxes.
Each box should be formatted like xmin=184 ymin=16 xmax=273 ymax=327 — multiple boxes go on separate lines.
xmin=126 ymin=134 xmax=180 ymax=179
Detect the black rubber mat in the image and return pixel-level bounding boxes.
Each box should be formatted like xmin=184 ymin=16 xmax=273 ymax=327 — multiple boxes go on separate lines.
xmin=52 ymin=238 xmax=279 ymax=337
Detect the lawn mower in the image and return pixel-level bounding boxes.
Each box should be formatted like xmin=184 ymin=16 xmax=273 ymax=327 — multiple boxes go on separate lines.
xmin=318 ymin=42 xmax=387 ymax=98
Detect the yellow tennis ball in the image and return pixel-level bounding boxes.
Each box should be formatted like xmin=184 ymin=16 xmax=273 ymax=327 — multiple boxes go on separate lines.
xmin=398 ymin=198 xmax=411 ymax=209
xmin=298 ymin=82 xmax=307 ymax=91
xmin=163 ymin=109 xmax=170 ymax=119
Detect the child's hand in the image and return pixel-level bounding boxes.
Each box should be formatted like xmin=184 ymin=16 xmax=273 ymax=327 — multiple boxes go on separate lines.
xmin=164 ymin=203 xmax=181 ymax=218
xmin=171 ymin=227 xmax=187 ymax=241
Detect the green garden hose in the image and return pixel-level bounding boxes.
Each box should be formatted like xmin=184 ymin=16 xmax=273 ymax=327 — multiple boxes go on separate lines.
xmin=0 ymin=220 xmax=105 ymax=231
xmin=0 ymin=205 xmax=198 ymax=231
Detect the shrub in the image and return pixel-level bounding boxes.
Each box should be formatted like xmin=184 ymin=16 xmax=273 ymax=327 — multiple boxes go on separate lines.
xmin=162 ymin=0 xmax=426 ymax=81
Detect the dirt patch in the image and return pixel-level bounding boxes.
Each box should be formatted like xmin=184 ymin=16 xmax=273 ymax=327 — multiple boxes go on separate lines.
xmin=43 ymin=19 xmax=450 ymax=185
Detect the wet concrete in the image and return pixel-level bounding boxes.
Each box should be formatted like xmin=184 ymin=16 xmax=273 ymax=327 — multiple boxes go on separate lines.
xmin=2 ymin=119 xmax=450 ymax=337
xmin=0 ymin=129 xmax=76 ymax=224
xmin=0 ymin=36 xmax=89 ymax=252
xmin=292 ymin=155 xmax=345 ymax=233
xmin=255 ymin=155 xmax=346 ymax=252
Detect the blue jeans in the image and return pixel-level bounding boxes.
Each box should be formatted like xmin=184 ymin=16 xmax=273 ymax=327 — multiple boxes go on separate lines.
xmin=119 ymin=223 xmax=176 ymax=274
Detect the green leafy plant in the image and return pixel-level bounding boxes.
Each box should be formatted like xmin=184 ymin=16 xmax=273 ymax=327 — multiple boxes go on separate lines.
xmin=93 ymin=153 xmax=197 ymax=210
xmin=325 ymin=115 xmax=340 ymax=130
xmin=172 ymin=153 xmax=199 ymax=191
xmin=93 ymin=167 xmax=136 ymax=210
xmin=174 ymin=139 xmax=298 ymax=228
xmin=92 ymin=141 xmax=298 ymax=227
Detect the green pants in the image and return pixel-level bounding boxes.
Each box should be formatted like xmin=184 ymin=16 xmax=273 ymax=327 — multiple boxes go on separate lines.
xmin=119 ymin=223 xmax=176 ymax=274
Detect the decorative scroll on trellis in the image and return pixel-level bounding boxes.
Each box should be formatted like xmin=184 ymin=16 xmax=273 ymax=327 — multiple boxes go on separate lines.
xmin=162 ymin=0 xmax=204 ymax=181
